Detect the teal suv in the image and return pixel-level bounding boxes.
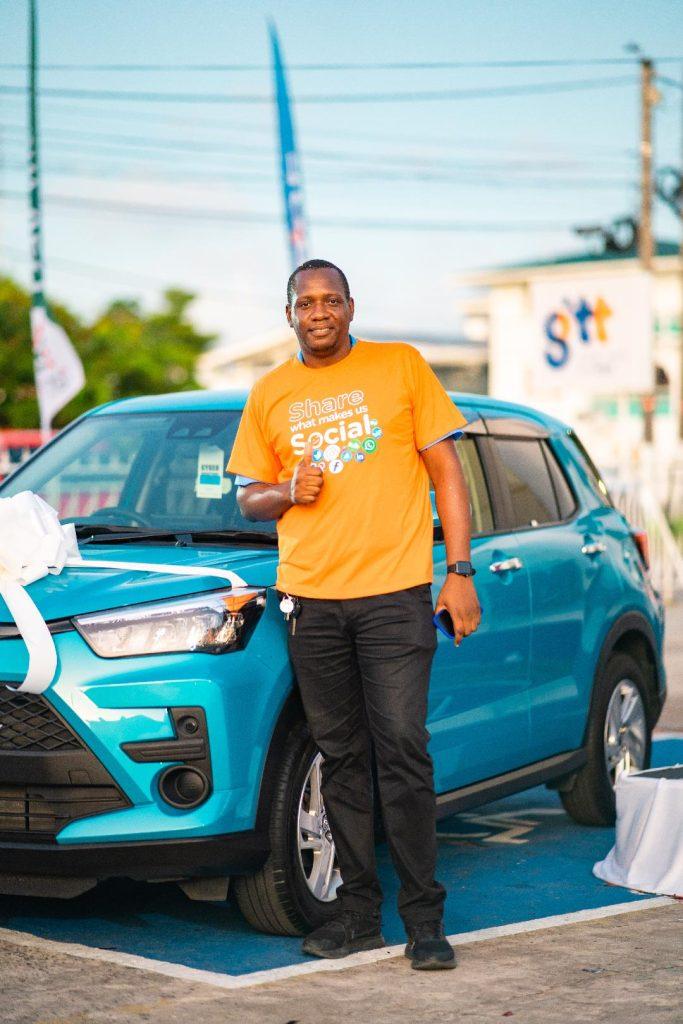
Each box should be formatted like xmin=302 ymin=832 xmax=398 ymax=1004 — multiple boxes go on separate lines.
xmin=0 ymin=390 xmax=666 ymax=934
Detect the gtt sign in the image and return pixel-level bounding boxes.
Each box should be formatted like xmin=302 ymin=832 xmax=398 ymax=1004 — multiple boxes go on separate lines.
xmin=543 ymin=296 xmax=613 ymax=369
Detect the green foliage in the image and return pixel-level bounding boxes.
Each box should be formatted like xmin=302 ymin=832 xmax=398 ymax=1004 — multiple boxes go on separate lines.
xmin=0 ymin=278 xmax=216 ymax=428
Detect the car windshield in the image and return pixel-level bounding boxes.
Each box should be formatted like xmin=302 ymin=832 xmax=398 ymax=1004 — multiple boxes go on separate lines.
xmin=0 ymin=409 xmax=276 ymax=539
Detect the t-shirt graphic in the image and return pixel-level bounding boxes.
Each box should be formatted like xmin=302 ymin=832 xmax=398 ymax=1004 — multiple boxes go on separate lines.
xmin=227 ymin=339 xmax=468 ymax=599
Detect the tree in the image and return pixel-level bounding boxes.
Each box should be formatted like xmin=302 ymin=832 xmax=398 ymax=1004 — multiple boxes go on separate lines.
xmin=0 ymin=278 xmax=216 ymax=428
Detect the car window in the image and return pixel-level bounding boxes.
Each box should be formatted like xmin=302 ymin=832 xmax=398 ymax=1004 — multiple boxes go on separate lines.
xmin=566 ymin=430 xmax=613 ymax=506
xmin=430 ymin=436 xmax=494 ymax=536
xmin=543 ymin=441 xmax=577 ymax=519
xmin=0 ymin=410 xmax=276 ymax=535
xmin=495 ymin=438 xmax=560 ymax=528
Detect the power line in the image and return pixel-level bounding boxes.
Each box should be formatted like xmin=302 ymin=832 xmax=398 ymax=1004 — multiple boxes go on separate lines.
xmin=0 ymin=57 xmax=682 ymax=72
xmin=0 ymin=123 xmax=637 ymax=175
xmin=0 ymin=243 xmax=276 ymax=305
xmin=0 ymin=157 xmax=636 ymax=192
xmin=659 ymin=75 xmax=683 ymax=91
xmin=0 ymin=75 xmax=635 ymax=106
xmin=0 ymin=188 xmax=571 ymax=232
xmin=0 ymin=97 xmax=639 ymax=158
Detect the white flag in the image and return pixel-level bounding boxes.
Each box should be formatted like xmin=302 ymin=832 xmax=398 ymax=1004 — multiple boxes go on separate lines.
xmin=30 ymin=304 xmax=85 ymax=431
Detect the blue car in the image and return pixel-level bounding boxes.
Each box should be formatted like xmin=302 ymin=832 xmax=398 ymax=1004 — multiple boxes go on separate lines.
xmin=0 ymin=390 xmax=666 ymax=935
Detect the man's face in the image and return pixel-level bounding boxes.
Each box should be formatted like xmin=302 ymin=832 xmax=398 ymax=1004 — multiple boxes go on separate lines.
xmin=286 ymin=268 xmax=354 ymax=358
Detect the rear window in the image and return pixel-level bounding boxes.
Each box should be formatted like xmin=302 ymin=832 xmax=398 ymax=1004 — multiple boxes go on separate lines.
xmin=567 ymin=431 xmax=613 ymax=506
xmin=496 ymin=438 xmax=576 ymax=529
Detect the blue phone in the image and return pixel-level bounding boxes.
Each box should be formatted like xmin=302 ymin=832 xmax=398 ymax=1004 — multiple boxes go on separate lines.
xmin=433 ymin=608 xmax=455 ymax=639
xmin=433 ymin=606 xmax=483 ymax=640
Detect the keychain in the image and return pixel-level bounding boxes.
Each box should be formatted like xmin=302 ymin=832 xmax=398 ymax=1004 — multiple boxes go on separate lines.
xmin=279 ymin=593 xmax=302 ymax=635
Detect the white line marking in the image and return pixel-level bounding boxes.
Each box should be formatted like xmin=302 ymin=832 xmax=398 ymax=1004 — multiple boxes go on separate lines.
xmin=653 ymin=731 xmax=683 ymax=740
xmin=0 ymin=897 xmax=675 ymax=991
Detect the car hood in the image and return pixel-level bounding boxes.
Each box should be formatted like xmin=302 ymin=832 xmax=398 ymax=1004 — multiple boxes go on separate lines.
xmin=0 ymin=543 xmax=278 ymax=623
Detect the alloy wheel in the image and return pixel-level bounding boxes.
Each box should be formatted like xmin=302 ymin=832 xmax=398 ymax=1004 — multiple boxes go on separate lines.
xmin=603 ymin=679 xmax=647 ymax=787
xmin=296 ymin=752 xmax=341 ymax=902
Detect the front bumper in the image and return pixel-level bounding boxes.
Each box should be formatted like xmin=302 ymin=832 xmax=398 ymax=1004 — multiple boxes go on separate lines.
xmin=0 ymin=830 xmax=269 ymax=881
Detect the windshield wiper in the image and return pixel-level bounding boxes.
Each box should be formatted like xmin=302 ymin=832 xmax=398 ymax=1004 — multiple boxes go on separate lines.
xmin=185 ymin=529 xmax=278 ymax=546
xmin=74 ymin=524 xmax=277 ymax=547
xmin=75 ymin=525 xmax=194 ymax=546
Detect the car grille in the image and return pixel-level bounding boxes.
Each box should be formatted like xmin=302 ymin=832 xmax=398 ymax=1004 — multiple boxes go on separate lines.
xmin=0 ymin=689 xmax=84 ymax=752
xmin=0 ymin=784 xmax=127 ymax=836
xmin=0 ymin=689 xmax=130 ymax=840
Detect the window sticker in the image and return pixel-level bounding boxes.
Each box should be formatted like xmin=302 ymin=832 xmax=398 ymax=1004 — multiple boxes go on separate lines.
xmin=195 ymin=445 xmax=225 ymax=499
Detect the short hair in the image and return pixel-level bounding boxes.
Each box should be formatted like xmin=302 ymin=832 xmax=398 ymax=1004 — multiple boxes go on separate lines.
xmin=287 ymin=259 xmax=350 ymax=305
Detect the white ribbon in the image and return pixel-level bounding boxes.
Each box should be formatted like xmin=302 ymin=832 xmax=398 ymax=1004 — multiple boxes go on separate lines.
xmin=0 ymin=491 xmax=246 ymax=694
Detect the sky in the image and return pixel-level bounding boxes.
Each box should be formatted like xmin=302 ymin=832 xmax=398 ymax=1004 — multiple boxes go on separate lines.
xmin=0 ymin=0 xmax=682 ymax=349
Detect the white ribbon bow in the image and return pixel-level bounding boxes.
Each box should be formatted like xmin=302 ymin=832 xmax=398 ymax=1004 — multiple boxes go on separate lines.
xmin=0 ymin=491 xmax=246 ymax=694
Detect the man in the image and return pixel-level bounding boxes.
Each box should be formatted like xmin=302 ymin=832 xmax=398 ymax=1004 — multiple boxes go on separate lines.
xmin=227 ymin=259 xmax=480 ymax=970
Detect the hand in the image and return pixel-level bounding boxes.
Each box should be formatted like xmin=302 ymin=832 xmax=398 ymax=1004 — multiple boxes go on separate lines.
xmin=435 ymin=573 xmax=481 ymax=647
xmin=291 ymin=440 xmax=324 ymax=505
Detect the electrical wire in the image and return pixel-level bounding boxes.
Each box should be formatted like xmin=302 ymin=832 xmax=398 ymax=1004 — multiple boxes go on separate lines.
xmin=0 ymin=57 xmax=682 ymax=72
xmin=0 ymin=188 xmax=572 ymax=232
xmin=0 ymin=75 xmax=635 ymax=106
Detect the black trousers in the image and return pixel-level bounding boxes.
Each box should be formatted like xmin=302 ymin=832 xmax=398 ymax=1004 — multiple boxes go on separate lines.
xmin=284 ymin=582 xmax=446 ymax=929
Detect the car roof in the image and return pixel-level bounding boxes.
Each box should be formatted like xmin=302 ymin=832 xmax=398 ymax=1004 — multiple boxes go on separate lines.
xmin=91 ymin=389 xmax=571 ymax=436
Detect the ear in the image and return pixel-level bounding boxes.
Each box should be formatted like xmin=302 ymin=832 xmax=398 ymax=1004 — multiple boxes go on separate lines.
xmin=348 ymin=297 xmax=355 ymax=322
xmin=285 ymin=304 xmax=293 ymax=327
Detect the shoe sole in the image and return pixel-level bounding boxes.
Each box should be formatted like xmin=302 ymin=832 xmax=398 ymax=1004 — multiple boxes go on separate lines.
xmin=409 ymin=956 xmax=457 ymax=970
xmin=302 ymin=934 xmax=387 ymax=959
xmin=405 ymin=947 xmax=457 ymax=970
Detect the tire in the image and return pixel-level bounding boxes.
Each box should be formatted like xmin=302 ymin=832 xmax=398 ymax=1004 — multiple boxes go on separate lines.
xmin=233 ymin=722 xmax=342 ymax=936
xmin=561 ymin=652 xmax=652 ymax=826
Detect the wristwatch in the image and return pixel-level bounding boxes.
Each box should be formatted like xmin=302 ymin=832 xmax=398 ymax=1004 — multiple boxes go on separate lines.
xmin=447 ymin=561 xmax=476 ymax=577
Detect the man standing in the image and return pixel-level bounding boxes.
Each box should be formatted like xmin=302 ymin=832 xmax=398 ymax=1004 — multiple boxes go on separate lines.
xmin=227 ymin=259 xmax=480 ymax=970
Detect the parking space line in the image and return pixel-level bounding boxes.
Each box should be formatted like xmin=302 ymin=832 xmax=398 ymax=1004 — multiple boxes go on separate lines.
xmin=0 ymin=897 xmax=675 ymax=991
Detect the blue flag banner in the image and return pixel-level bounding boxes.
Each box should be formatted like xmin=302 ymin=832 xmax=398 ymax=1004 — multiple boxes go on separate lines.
xmin=269 ymin=23 xmax=307 ymax=270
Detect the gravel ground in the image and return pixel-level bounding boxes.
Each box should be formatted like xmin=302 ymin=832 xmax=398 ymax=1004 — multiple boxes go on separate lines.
xmin=1 ymin=903 xmax=680 ymax=1024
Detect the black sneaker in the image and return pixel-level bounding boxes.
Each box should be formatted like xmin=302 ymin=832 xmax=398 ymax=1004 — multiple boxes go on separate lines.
xmin=302 ymin=911 xmax=386 ymax=959
xmin=404 ymin=920 xmax=456 ymax=970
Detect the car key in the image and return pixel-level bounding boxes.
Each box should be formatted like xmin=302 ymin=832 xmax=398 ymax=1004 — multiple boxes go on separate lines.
xmin=290 ymin=597 xmax=302 ymax=636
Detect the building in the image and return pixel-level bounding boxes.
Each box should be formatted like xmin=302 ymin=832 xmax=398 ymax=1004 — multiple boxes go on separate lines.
xmin=197 ymin=328 xmax=487 ymax=394
xmin=457 ymin=241 xmax=683 ymax=506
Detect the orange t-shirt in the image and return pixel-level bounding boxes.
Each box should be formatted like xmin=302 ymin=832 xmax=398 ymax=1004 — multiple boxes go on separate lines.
xmin=227 ymin=339 xmax=467 ymax=599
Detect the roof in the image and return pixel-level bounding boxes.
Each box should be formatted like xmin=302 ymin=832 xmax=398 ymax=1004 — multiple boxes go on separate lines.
xmin=458 ymin=239 xmax=682 ymax=288
xmin=504 ymin=239 xmax=680 ymax=272
xmin=93 ymin=389 xmax=571 ymax=435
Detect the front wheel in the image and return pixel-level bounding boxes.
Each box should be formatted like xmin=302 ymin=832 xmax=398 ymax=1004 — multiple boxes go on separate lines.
xmin=561 ymin=652 xmax=651 ymax=826
xmin=233 ymin=722 xmax=342 ymax=936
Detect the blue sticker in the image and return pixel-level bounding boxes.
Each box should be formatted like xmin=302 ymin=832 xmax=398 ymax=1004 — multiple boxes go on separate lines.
xmin=356 ymin=451 xmax=365 ymax=462
xmin=372 ymin=427 xmax=382 ymax=438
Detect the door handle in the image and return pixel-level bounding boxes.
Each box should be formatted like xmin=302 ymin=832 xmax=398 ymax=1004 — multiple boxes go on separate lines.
xmin=489 ymin=557 xmax=523 ymax=573
xmin=581 ymin=541 xmax=607 ymax=556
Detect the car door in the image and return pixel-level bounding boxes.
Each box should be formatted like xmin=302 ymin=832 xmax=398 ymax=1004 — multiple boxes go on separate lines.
xmin=483 ymin=419 xmax=600 ymax=762
xmin=428 ymin=415 xmax=532 ymax=795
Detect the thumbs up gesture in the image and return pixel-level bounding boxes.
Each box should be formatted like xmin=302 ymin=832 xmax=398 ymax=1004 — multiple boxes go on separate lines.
xmin=291 ymin=440 xmax=324 ymax=506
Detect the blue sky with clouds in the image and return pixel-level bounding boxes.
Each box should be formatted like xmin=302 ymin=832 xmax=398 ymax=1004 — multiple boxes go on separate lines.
xmin=0 ymin=0 xmax=681 ymax=345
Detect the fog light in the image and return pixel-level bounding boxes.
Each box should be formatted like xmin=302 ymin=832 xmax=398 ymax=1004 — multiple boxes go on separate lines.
xmin=158 ymin=765 xmax=210 ymax=809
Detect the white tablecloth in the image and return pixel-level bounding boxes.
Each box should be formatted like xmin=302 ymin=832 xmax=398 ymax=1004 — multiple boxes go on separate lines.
xmin=593 ymin=765 xmax=683 ymax=897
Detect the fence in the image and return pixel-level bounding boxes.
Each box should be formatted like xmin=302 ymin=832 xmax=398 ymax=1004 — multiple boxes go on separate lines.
xmin=609 ymin=477 xmax=683 ymax=604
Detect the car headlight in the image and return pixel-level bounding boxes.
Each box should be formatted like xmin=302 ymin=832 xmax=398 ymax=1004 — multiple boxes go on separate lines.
xmin=74 ymin=587 xmax=266 ymax=658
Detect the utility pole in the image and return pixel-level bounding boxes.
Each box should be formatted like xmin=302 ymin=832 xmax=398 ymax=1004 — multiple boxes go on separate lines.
xmin=679 ymin=65 xmax=683 ymax=442
xmin=639 ymin=58 xmax=655 ymax=269
xmin=639 ymin=57 xmax=656 ymax=443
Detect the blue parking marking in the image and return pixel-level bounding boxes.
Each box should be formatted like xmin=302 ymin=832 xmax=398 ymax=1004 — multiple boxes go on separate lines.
xmin=0 ymin=737 xmax=679 ymax=977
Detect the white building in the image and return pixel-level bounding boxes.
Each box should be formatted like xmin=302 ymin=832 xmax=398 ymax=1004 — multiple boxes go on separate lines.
xmin=457 ymin=242 xmax=683 ymax=508
xmin=197 ymin=328 xmax=487 ymax=395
